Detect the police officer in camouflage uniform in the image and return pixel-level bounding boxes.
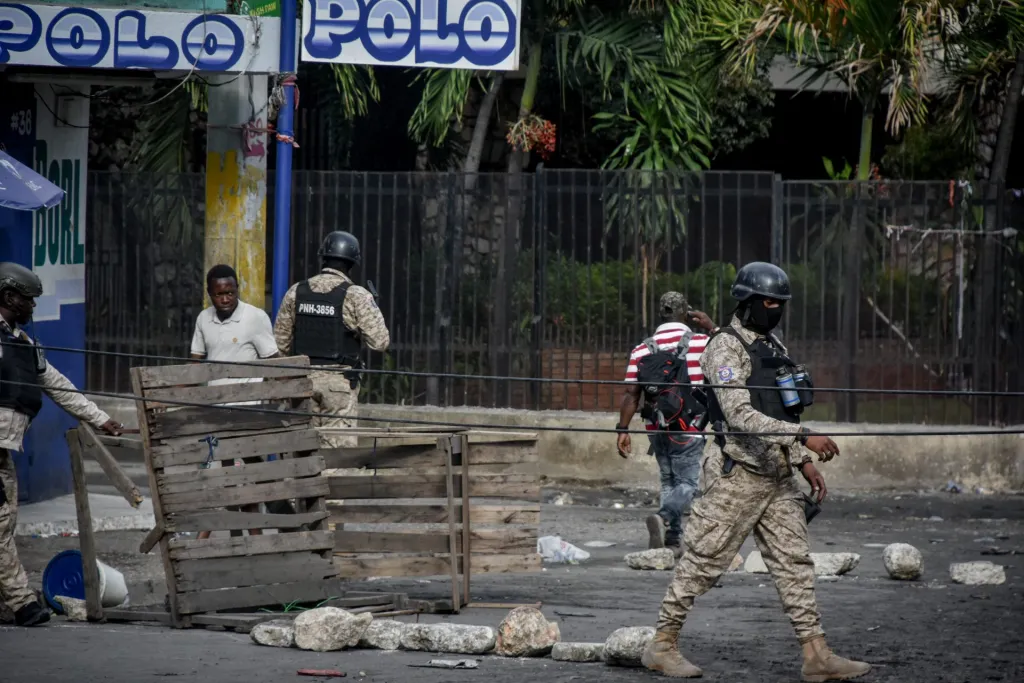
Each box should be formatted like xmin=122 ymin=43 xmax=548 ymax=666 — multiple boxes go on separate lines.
xmin=642 ymin=262 xmax=871 ymax=682
xmin=274 ymin=232 xmax=390 ymax=448
xmin=0 ymin=263 xmax=123 ymax=627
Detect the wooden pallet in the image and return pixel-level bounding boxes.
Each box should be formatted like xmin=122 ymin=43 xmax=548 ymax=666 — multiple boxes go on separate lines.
xmin=325 ymin=430 xmax=543 ymax=611
xmin=132 ymin=356 xmax=344 ymax=628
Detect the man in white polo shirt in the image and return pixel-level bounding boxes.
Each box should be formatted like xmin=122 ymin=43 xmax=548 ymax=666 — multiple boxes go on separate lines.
xmin=190 ymin=264 xmax=280 ymax=539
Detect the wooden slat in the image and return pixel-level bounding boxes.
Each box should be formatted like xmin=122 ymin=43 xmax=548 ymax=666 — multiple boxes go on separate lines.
xmin=103 ymin=609 xmax=173 ymax=625
xmin=174 ymin=552 xmax=336 ymax=592
xmin=328 ymin=503 xmax=540 ymax=526
xmin=166 ymin=510 xmax=330 ymax=533
xmin=168 ymin=530 xmax=334 ymax=561
xmin=145 ymin=377 xmax=314 ymax=407
xmin=138 ymin=355 xmax=311 ymax=388
xmin=66 ymin=430 xmax=104 ymax=622
xmin=333 ymin=554 xmax=541 ymax=580
xmin=149 ymin=405 xmax=309 ymax=440
xmin=326 ymin=474 xmax=539 ymax=500
xmin=78 ymin=424 xmax=144 ymax=508
xmin=177 ymin=578 xmax=342 ymax=615
xmin=139 ymin=523 xmax=165 ymax=554
xmin=459 ymin=435 xmax=471 ymax=605
xmin=333 ymin=528 xmax=537 ymax=555
xmin=151 ymin=428 xmax=320 ymax=468
xmin=131 ymin=367 xmax=187 ymax=627
xmin=157 ymin=456 xmax=325 ymax=494
xmin=162 ymin=476 xmax=329 ymax=513
xmin=319 ymin=443 xmax=444 ymax=470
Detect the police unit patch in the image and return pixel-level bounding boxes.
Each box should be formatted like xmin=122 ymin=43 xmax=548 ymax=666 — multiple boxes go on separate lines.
xmin=298 ymin=303 xmax=336 ymax=316
xmin=717 ymin=366 xmax=735 ymax=382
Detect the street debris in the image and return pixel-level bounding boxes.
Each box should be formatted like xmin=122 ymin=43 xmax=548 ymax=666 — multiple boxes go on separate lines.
xmin=550 ymin=492 xmax=574 ymax=506
xmin=603 ymin=626 xmax=655 ymax=667
xmin=728 ymin=553 xmax=744 ymax=572
xmin=973 ymin=537 xmax=997 ymax=543
xmin=624 ymin=548 xmax=675 ymax=571
xmin=612 ymin=502 xmax=625 ymax=509
xmin=400 ymin=624 xmax=496 ymax=654
xmin=54 ymin=596 xmax=87 ymax=622
xmin=981 ymin=548 xmax=1018 ymax=556
xmin=950 ymin=561 xmax=1006 ymax=586
xmin=537 ymin=536 xmax=591 ymax=564
xmin=927 ymin=516 xmax=944 ymax=522
xmin=883 ymin=543 xmax=923 ymax=580
xmin=551 ymin=642 xmax=605 ymax=663
xmin=863 ymin=543 xmax=887 ymax=548
xmin=251 ymin=619 xmax=296 ymax=648
xmin=744 ymin=551 xmax=769 ymax=574
xmin=583 ymin=541 xmax=616 ymax=548
xmin=554 ymin=611 xmax=596 ymax=618
xmin=297 ymin=670 xmax=345 ymax=678
xmin=357 ymin=620 xmax=405 ymax=650
xmin=944 ymin=481 xmax=962 ymax=494
xmin=294 ymin=607 xmax=372 ymax=652
xmin=811 ymin=553 xmax=860 ymax=576
xmin=495 ymin=607 xmax=560 ymax=657
xmin=409 ymin=659 xmax=479 ymax=669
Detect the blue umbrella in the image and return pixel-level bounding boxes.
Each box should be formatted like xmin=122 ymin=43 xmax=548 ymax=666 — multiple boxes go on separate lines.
xmin=0 ymin=149 xmax=65 ymax=211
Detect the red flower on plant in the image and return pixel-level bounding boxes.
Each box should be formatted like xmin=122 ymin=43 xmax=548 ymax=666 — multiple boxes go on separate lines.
xmin=507 ymin=115 xmax=557 ymax=160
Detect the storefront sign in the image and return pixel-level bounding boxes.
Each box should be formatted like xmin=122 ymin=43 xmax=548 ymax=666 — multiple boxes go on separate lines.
xmin=301 ymin=0 xmax=520 ymax=70
xmin=0 ymin=3 xmax=284 ymax=72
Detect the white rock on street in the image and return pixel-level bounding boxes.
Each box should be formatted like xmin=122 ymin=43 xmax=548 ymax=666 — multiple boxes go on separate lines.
xmin=551 ymin=642 xmax=605 ymax=662
xmin=811 ymin=552 xmax=860 ymax=576
xmin=625 ymin=548 xmax=675 ymax=571
xmin=400 ymin=624 xmax=496 ymax=654
xmin=728 ymin=553 xmax=744 ymax=572
xmin=744 ymin=551 xmax=769 ymax=573
xmin=495 ymin=607 xmax=560 ymax=657
xmin=293 ymin=607 xmax=372 ymax=652
xmin=883 ymin=543 xmax=923 ymax=580
xmin=949 ymin=561 xmax=1006 ymax=586
xmin=250 ymin=619 xmax=296 ymax=648
xmin=603 ymin=626 xmax=656 ymax=667
xmin=358 ymin=620 xmax=406 ymax=650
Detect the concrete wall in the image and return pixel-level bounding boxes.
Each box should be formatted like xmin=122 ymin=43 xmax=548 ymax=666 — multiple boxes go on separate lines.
xmin=96 ymin=399 xmax=1024 ymax=492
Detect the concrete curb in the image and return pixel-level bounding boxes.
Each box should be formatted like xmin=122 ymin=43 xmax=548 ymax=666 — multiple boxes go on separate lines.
xmin=16 ymin=513 xmax=156 ymax=537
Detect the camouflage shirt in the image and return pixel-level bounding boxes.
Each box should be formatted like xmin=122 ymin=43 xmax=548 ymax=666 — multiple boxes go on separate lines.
xmin=0 ymin=321 xmax=110 ymax=451
xmin=273 ymin=268 xmax=390 ymax=359
xmin=701 ymin=316 xmax=809 ymax=478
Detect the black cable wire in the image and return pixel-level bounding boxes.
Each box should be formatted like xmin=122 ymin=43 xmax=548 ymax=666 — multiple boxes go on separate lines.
xmin=8 ymin=376 xmax=1023 ymax=438
xmin=17 ymin=340 xmax=1024 ymax=398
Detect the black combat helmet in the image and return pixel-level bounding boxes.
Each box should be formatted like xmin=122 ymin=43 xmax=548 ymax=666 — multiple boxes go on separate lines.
xmin=317 ymin=231 xmax=362 ymax=267
xmin=0 ymin=262 xmax=43 ymax=298
xmin=730 ymin=262 xmax=792 ymax=302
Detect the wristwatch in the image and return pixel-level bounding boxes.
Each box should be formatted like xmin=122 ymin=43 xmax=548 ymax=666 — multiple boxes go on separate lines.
xmin=797 ymin=428 xmax=810 ymax=446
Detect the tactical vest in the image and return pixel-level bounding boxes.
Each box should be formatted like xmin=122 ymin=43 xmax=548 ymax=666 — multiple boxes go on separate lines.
xmin=708 ymin=327 xmax=800 ymax=425
xmin=292 ymin=281 xmax=362 ymax=366
xmin=0 ymin=333 xmax=44 ymax=418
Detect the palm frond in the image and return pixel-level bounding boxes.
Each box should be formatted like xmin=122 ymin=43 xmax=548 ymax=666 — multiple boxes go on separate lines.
xmin=407 ymin=69 xmax=473 ymax=147
xmin=329 ymin=64 xmax=380 ymax=120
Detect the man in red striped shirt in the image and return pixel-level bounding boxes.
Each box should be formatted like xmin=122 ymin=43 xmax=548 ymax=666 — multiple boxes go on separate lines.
xmin=616 ymin=292 xmax=717 ymax=554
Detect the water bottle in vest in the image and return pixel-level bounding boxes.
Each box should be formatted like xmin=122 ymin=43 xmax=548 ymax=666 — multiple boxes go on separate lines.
xmin=775 ymin=367 xmax=801 ymax=409
xmin=793 ymin=364 xmax=814 ymax=407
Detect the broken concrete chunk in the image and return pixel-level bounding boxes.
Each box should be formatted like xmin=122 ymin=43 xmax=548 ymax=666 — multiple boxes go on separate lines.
xmin=495 ymin=607 xmax=560 ymax=657
xmin=251 ymin=619 xmax=296 ymax=648
xmin=603 ymin=626 xmax=655 ymax=667
xmin=358 ymin=619 xmax=405 ymax=650
xmin=883 ymin=543 xmax=923 ymax=580
xmin=811 ymin=552 xmax=860 ymax=576
xmin=551 ymin=642 xmax=605 ymax=663
xmin=744 ymin=551 xmax=769 ymax=574
xmin=625 ymin=548 xmax=675 ymax=571
xmin=54 ymin=596 xmax=87 ymax=622
xmin=294 ymin=607 xmax=372 ymax=652
xmin=400 ymin=624 xmax=496 ymax=654
xmin=950 ymin=561 xmax=1006 ymax=586
xmin=728 ymin=553 xmax=744 ymax=572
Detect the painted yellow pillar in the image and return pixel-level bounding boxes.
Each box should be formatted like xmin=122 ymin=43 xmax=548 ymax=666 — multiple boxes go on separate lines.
xmin=204 ymin=74 xmax=269 ymax=308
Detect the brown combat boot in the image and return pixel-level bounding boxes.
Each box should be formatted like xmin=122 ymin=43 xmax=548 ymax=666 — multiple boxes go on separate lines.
xmin=641 ymin=630 xmax=703 ymax=678
xmin=800 ymin=636 xmax=871 ymax=682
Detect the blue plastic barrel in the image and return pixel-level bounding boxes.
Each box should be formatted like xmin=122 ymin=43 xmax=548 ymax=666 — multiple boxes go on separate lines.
xmin=41 ymin=549 xmax=86 ymax=613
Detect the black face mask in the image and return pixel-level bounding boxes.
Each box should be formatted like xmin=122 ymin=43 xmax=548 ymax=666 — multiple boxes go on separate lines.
xmin=743 ymin=299 xmax=784 ymax=334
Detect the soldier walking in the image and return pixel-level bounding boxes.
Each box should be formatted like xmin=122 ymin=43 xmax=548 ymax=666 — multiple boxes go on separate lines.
xmin=642 ymin=262 xmax=871 ymax=681
xmin=274 ymin=232 xmax=390 ymax=448
xmin=0 ymin=263 xmax=123 ymax=627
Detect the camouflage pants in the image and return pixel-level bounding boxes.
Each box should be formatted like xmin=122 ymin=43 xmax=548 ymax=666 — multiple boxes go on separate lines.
xmin=0 ymin=450 xmax=36 ymax=612
xmin=310 ymin=369 xmax=358 ymax=449
xmin=656 ymin=441 xmax=824 ymax=642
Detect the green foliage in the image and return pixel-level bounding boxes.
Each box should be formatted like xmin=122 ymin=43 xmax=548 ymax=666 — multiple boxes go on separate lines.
xmin=881 ymin=123 xmax=975 ymax=181
xmin=361 ymin=353 xmax=413 ymax=405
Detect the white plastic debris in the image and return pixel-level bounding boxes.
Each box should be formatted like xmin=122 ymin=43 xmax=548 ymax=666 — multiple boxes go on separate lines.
xmin=584 ymin=541 xmax=616 ymax=548
xmin=537 ymin=536 xmax=591 ymax=564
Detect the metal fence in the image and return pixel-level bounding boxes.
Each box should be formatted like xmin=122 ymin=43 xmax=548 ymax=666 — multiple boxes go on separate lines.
xmin=85 ymin=170 xmax=1024 ymax=425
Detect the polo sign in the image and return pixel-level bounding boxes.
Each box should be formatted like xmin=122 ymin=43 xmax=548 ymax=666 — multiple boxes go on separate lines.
xmin=301 ymin=0 xmax=520 ymax=70
xmin=0 ymin=3 xmax=284 ymax=72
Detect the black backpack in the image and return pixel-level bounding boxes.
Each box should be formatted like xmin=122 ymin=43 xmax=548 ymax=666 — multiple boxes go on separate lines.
xmin=635 ymin=334 xmax=709 ymax=442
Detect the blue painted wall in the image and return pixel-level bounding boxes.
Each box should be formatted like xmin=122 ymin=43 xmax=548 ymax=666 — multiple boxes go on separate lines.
xmin=0 ymin=82 xmax=86 ymax=503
